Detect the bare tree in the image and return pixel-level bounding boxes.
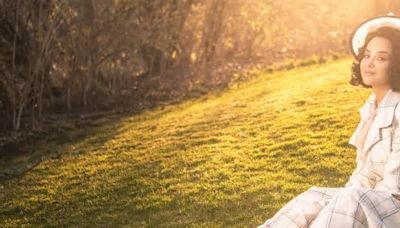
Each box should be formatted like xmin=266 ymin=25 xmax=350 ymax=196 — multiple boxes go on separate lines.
xmin=199 ymin=0 xmax=227 ymax=77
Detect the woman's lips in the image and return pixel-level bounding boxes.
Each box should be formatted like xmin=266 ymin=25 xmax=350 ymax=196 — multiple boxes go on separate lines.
xmin=363 ymin=70 xmax=375 ymax=76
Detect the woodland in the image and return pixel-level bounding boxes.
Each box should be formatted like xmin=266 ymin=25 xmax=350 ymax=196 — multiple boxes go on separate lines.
xmin=0 ymin=0 xmax=397 ymax=134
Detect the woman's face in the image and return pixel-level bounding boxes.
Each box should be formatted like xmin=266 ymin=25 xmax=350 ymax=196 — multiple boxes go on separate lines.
xmin=360 ymin=36 xmax=393 ymax=88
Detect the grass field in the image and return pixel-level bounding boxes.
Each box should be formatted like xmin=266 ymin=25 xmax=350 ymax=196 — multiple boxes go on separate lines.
xmin=0 ymin=57 xmax=371 ymax=227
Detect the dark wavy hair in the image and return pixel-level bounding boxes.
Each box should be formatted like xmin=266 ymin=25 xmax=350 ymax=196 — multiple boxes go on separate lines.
xmin=350 ymin=26 xmax=400 ymax=91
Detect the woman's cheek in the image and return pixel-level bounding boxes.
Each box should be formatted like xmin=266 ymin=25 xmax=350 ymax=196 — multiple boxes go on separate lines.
xmin=381 ymin=64 xmax=391 ymax=79
xmin=360 ymin=60 xmax=367 ymax=70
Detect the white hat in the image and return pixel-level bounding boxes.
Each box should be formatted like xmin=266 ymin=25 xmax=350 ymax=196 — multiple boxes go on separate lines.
xmin=350 ymin=13 xmax=400 ymax=57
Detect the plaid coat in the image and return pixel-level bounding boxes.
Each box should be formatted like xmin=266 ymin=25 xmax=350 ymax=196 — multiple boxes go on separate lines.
xmin=258 ymin=90 xmax=400 ymax=228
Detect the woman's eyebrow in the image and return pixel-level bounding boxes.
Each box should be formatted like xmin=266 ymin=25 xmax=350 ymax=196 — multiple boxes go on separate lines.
xmin=364 ymin=49 xmax=390 ymax=54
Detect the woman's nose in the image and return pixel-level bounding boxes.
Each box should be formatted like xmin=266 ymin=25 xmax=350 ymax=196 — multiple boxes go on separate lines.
xmin=367 ymin=56 xmax=375 ymax=67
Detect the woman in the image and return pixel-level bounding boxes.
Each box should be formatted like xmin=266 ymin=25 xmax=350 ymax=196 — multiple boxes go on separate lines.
xmin=258 ymin=15 xmax=400 ymax=228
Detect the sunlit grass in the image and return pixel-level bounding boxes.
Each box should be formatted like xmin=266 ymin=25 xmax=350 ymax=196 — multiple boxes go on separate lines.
xmin=0 ymin=57 xmax=370 ymax=227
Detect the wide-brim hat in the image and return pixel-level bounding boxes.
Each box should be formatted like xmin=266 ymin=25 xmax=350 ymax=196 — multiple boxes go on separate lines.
xmin=350 ymin=14 xmax=400 ymax=58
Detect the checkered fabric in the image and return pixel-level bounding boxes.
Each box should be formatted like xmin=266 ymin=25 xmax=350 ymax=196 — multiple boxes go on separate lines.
xmin=258 ymin=187 xmax=400 ymax=228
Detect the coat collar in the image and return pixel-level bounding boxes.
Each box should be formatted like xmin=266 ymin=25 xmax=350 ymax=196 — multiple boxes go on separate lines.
xmin=366 ymin=88 xmax=399 ymax=107
xmin=350 ymin=89 xmax=400 ymax=156
xmin=360 ymin=88 xmax=399 ymax=120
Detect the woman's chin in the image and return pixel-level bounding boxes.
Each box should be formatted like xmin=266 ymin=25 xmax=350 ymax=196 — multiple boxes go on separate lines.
xmin=362 ymin=80 xmax=372 ymax=86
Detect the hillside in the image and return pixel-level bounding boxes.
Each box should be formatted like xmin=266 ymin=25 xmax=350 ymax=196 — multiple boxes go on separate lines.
xmin=0 ymin=57 xmax=371 ymax=227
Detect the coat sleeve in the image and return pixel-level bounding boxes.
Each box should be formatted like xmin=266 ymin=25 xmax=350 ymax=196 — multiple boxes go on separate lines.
xmin=374 ymin=105 xmax=400 ymax=196
xmin=344 ymin=159 xmax=377 ymax=189
xmin=344 ymin=161 xmax=367 ymax=188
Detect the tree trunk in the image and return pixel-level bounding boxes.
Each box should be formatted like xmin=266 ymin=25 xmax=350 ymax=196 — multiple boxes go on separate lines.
xmin=66 ymin=81 xmax=72 ymax=111
xmin=200 ymin=0 xmax=227 ymax=78
xmin=83 ymin=84 xmax=88 ymax=107
xmin=38 ymin=72 xmax=44 ymax=119
xmin=15 ymin=103 xmax=24 ymax=131
xmin=12 ymin=107 xmax=17 ymax=131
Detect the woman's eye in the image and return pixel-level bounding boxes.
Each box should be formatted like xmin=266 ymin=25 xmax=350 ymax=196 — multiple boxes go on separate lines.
xmin=363 ymin=54 xmax=370 ymax=59
xmin=377 ymin=57 xmax=387 ymax=61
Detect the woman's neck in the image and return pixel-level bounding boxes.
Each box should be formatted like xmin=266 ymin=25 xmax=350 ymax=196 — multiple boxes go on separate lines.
xmin=372 ymin=86 xmax=392 ymax=107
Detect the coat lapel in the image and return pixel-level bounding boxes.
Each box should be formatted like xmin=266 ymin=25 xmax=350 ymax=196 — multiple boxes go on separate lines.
xmin=359 ymin=90 xmax=400 ymax=155
xmin=348 ymin=90 xmax=400 ymax=153
xmin=361 ymin=105 xmax=396 ymax=154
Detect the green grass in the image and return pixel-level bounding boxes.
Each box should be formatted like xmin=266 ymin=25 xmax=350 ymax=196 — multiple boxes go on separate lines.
xmin=0 ymin=57 xmax=370 ymax=227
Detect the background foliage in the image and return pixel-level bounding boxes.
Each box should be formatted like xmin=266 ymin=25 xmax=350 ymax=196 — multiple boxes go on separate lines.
xmin=1 ymin=0 xmax=391 ymax=133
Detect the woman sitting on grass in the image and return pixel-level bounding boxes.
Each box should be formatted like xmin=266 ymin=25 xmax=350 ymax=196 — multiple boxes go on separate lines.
xmin=259 ymin=15 xmax=400 ymax=228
